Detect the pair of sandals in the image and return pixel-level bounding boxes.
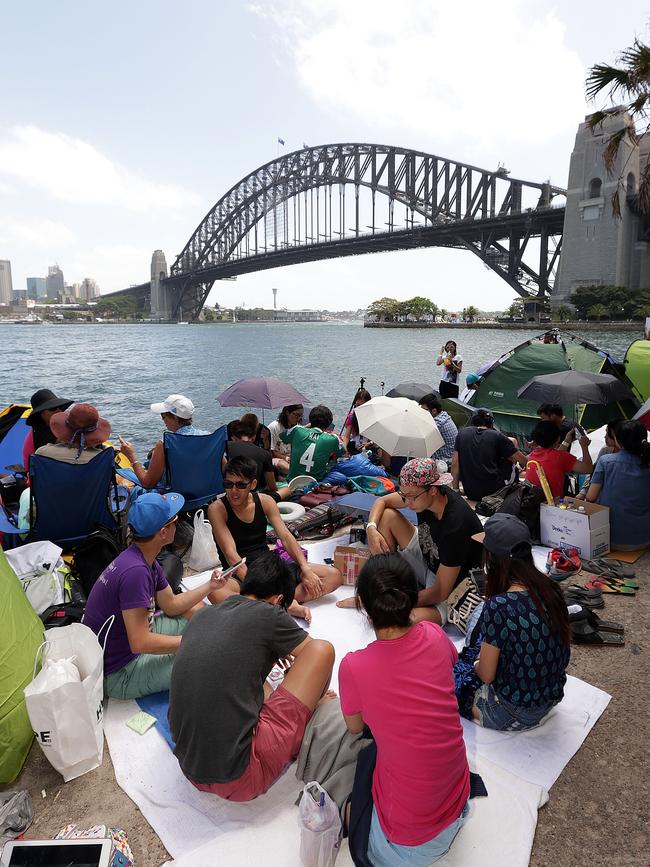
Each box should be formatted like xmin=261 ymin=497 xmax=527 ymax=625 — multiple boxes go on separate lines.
xmin=584 ymin=575 xmax=638 ymax=596
xmin=564 ymin=585 xmax=603 ymax=609
xmin=581 ymin=557 xmax=635 ymax=580
xmin=569 ymin=607 xmax=625 ymax=646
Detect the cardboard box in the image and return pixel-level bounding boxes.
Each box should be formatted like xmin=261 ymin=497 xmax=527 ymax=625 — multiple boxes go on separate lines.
xmin=540 ymin=497 xmax=610 ymax=559
xmin=334 ymin=545 xmax=372 ymax=585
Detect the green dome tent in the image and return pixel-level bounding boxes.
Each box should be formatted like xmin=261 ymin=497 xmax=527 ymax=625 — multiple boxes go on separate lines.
xmin=624 ymin=339 xmax=650 ymax=403
xmin=0 ymin=548 xmax=44 ymax=783
xmin=466 ymin=333 xmax=641 ymax=440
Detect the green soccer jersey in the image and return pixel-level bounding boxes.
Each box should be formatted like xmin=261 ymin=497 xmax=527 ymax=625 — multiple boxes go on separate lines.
xmin=282 ymin=426 xmax=344 ymax=480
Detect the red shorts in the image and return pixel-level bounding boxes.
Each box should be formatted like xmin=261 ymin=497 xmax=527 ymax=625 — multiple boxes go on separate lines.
xmin=191 ymin=685 xmax=312 ymax=802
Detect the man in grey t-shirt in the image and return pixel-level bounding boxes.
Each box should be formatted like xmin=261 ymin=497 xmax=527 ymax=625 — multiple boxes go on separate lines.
xmin=169 ymin=552 xmax=335 ymax=801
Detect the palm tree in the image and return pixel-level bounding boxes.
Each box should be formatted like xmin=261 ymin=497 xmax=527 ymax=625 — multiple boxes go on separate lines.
xmin=464 ymin=305 xmax=479 ymax=322
xmin=587 ymin=303 xmax=610 ymax=321
xmin=586 ymin=37 xmax=650 ymax=214
xmin=554 ymin=304 xmax=572 ymax=323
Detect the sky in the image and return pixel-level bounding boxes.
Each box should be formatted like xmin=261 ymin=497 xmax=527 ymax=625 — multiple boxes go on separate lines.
xmin=1 ymin=1 xmax=649 ymax=312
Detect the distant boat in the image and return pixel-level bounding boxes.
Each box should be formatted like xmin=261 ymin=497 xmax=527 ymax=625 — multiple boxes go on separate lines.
xmin=177 ymin=321 xmax=190 ymax=326
xmin=15 ymin=314 xmax=42 ymax=325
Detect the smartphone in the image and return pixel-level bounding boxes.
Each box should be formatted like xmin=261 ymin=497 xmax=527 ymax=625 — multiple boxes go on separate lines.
xmin=574 ymin=424 xmax=585 ymax=437
xmin=220 ymin=558 xmax=246 ymax=579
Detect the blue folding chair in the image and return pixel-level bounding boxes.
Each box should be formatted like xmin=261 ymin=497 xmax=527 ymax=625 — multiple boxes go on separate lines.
xmin=162 ymin=427 xmax=227 ymax=510
xmin=28 ymin=448 xmax=121 ymax=549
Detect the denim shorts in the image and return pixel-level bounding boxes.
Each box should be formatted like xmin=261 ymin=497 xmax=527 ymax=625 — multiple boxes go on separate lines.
xmin=399 ymin=527 xmax=448 ymax=625
xmin=472 ymin=683 xmax=556 ymax=732
xmin=368 ymin=802 xmax=468 ymax=867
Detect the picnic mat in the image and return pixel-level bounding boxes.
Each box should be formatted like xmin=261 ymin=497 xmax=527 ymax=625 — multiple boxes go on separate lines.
xmin=608 ymin=547 xmax=647 ymax=563
xmin=104 ymin=534 xmax=609 ymax=865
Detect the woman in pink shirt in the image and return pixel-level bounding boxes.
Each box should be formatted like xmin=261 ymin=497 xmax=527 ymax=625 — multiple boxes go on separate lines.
xmin=339 ymin=554 xmax=469 ymax=866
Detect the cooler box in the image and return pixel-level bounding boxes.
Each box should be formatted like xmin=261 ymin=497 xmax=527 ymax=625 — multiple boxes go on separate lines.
xmin=334 ymin=545 xmax=372 ymax=585
xmin=540 ymin=497 xmax=610 ymax=558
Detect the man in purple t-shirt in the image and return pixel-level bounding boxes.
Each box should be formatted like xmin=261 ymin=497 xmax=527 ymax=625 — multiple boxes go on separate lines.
xmin=84 ymin=491 xmax=224 ymax=700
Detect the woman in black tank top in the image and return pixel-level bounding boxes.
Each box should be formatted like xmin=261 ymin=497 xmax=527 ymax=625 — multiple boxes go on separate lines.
xmin=217 ymin=491 xmax=268 ymax=568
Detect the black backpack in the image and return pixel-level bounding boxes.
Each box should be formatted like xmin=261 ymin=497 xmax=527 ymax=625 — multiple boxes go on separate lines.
xmin=71 ymin=527 xmax=123 ymax=597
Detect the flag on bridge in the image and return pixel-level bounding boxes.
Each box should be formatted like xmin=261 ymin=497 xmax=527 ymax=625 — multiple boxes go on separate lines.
xmin=277 ymin=137 xmax=285 ymax=146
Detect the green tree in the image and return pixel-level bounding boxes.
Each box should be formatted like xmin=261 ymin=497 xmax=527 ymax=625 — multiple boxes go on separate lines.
xmin=554 ymin=305 xmax=572 ymax=323
xmin=402 ymin=296 xmax=438 ymax=320
xmin=587 ymin=303 xmax=610 ymax=320
xmin=463 ymin=305 xmax=479 ymax=322
xmin=438 ymin=308 xmax=448 ymax=322
xmin=505 ymin=298 xmax=524 ymax=319
xmin=586 ymin=37 xmax=650 ymax=214
xmin=367 ymin=297 xmax=401 ymax=321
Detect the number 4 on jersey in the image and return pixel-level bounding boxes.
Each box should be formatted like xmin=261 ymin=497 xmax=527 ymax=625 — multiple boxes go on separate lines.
xmin=299 ymin=443 xmax=316 ymax=474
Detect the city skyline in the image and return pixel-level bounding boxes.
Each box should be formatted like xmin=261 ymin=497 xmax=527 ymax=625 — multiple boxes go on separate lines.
xmin=1 ymin=2 xmax=649 ymax=311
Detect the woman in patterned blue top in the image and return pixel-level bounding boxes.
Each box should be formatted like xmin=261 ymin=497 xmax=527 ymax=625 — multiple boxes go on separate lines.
xmin=469 ymin=513 xmax=570 ymax=731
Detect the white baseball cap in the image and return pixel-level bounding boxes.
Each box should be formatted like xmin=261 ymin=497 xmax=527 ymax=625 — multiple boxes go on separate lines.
xmin=150 ymin=394 xmax=195 ymax=420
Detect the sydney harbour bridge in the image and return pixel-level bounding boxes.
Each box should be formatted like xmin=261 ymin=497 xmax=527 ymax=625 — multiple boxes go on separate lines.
xmin=112 ymin=142 xmax=567 ymax=321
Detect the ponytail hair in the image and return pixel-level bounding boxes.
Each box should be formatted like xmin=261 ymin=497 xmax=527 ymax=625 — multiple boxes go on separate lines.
xmin=617 ymin=420 xmax=650 ymax=468
xmin=356 ymin=554 xmax=418 ymax=629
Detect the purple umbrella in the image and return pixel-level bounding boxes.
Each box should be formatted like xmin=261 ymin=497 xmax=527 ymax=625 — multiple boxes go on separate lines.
xmin=217 ymin=377 xmax=310 ymax=409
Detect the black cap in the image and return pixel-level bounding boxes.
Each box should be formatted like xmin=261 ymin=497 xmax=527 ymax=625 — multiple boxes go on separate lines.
xmin=472 ymin=513 xmax=532 ymax=559
xmin=26 ymin=389 xmax=74 ymax=426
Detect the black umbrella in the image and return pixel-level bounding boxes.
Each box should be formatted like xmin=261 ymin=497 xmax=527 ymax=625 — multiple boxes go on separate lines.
xmin=517 ymin=370 xmax=635 ymax=406
xmin=386 ymin=382 xmax=437 ymax=402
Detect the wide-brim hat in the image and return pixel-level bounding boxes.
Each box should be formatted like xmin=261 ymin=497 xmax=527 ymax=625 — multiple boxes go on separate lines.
xmin=49 ymin=403 xmax=111 ymax=448
xmin=26 ymin=388 xmax=74 ymax=426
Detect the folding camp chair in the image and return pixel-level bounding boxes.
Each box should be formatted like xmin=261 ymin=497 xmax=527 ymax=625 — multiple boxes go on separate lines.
xmin=28 ymin=447 xmax=123 ymax=549
xmin=116 ymin=426 xmax=228 ymax=511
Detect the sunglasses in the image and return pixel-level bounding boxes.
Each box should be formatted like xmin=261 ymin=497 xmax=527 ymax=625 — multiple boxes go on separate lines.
xmin=163 ymin=515 xmax=179 ymax=527
xmin=224 ymin=480 xmax=251 ymax=490
xmin=400 ymin=489 xmax=429 ymax=503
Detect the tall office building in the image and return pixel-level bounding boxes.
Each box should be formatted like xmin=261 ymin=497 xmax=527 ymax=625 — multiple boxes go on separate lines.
xmin=79 ymin=277 xmax=100 ymax=301
xmin=26 ymin=277 xmax=47 ymax=300
xmin=46 ymin=264 xmax=64 ymax=300
xmin=0 ymin=260 xmax=13 ymax=305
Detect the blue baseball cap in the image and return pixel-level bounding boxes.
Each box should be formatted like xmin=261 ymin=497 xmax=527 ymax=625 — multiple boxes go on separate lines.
xmin=128 ymin=492 xmax=185 ymax=536
xmin=465 ymin=372 xmax=482 ymax=386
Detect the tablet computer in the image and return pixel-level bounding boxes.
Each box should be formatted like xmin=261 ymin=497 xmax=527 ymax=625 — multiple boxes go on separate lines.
xmin=0 ymin=838 xmax=113 ymax=867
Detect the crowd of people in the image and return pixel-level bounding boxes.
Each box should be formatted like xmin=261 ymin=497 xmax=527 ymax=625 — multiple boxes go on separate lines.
xmin=9 ymin=347 xmax=650 ymax=865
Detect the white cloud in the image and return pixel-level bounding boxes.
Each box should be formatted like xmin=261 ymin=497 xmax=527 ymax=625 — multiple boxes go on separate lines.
xmin=0 ymin=217 xmax=76 ymax=248
xmin=255 ymin=0 xmax=586 ymax=149
xmin=0 ymin=126 xmax=200 ymax=212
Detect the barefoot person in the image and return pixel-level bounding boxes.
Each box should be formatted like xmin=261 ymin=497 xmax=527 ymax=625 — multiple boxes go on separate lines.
xmin=207 ymin=456 xmax=342 ymax=612
xmin=169 ymin=552 xmax=335 ymax=801
xmin=338 ymin=458 xmax=482 ymax=624
xmin=84 ymin=492 xmax=225 ymax=700
xmin=340 ymin=554 xmax=469 ymax=865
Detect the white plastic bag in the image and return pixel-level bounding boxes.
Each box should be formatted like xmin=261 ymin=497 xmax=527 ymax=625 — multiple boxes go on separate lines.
xmin=188 ymin=509 xmax=219 ymax=571
xmin=5 ymin=540 xmax=65 ymax=615
xmin=298 ymin=782 xmax=341 ymax=867
xmin=24 ymin=622 xmax=109 ymax=782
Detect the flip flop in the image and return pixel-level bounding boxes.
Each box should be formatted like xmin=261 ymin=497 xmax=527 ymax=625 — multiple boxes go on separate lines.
xmin=582 ymin=558 xmax=635 ymax=580
xmin=570 ymin=619 xmax=625 ymax=645
xmin=584 ymin=573 xmax=638 ymax=590
xmin=563 ymin=586 xmax=605 ymax=609
xmin=569 ymin=608 xmax=624 ymax=634
xmin=584 ymin=578 xmax=636 ymax=595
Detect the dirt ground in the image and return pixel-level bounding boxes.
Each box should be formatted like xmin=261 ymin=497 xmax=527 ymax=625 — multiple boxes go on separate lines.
xmin=4 ymin=554 xmax=649 ymax=867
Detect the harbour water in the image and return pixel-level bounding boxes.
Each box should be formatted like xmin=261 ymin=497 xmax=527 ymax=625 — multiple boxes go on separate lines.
xmin=0 ymin=322 xmax=640 ymax=453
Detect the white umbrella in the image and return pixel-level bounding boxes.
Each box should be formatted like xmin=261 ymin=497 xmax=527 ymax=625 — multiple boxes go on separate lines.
xmin=355 ymin=397 xmax=444 ymax=458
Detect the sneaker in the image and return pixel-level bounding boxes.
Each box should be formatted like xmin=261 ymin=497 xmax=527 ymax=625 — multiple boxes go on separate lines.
xmin=546 ymin=547 xmax=581 ymax=581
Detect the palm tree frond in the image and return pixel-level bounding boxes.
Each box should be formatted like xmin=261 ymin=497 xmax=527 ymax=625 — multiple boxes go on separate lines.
xmin=586 ymin=62 xmax=635 ymax=100
xmin=587 ymin=110 xmax=609 ymax=130
xmin=611 ymin=189 xmax=621 ymax=219
xmin=637 ymin=163 xmax=650 ymax=214
xmin=602 ymin=127 xmax=629 ymax=173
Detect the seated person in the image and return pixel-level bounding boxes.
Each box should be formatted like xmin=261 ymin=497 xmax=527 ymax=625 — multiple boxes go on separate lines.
xmin=241 ymin=412 xmax=272 ymax=451
xmin=340 ymin=554 xmax=469 ymax=866
xmin=537 ymin=403 xmax=578 ymax=442
xmin=225 ymin=419 xmax=289 ymax=500
xmin=418 ymin=393 xmax=459 ymax=468
xmin=586 ymin=420 xmax=650 ymax=550
xmin=268 ymin=404 xmax=304 ymax=476
xmin=319 ymin=451 xmax=389 ymax=487
xmin=459 ymin=372 xmax=481 ymax=403
xmin=35 ymin=402 xmax=111 ymax=464
xmin=576 ymin=419 xmax=623 ymax=498
xmin=168 ymin=552 xmax=335 ymax=802
xmin=341 ymin=388 xmax=372 ymax=453
xmin=525 ymin=420 xmax=592 ymax=499
xmin=207 ymin=456 xmax=342 ymax=609
xmin=375 ymin=448 xmax=407 ymax=480
xmin=23 ymin=388 xmax=73 ymax=469
xmin=84 ymin=492 xmax=223 ymax=700
xmin=282 ymin=405 xmax=345 ymax=481
xmin=339 ymin=459 xmax=483 ymax=625
xmin=451 ymin=409 xmax=526 ymax=501
xmin=118 ymin=394 xmax=209 ymax=489
xmin=461 ymin=513 xmax=570 ymax=730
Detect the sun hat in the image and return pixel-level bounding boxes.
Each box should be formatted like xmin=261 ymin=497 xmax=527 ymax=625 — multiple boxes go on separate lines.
xmin=128 ymin=492 xmax=185 ymax=537
xmin=399 ymin=457 xmax=453 ymax=488
xmin=472 ymin=513 xmax=532 ymax=559
xmin=49 ymin=403 xmax=111 ymax=449
xmin=150 ymin=394 xmax=195 ymax=420
xmin=26 ymin=388 xmax=74 ymax=426
xmin=465 ymin=372 xmax=481 ymax=387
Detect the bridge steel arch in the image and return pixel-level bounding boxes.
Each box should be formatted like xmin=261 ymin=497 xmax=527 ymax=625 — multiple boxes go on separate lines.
xmin=166 ymin=144 xmax=566 ymax=320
